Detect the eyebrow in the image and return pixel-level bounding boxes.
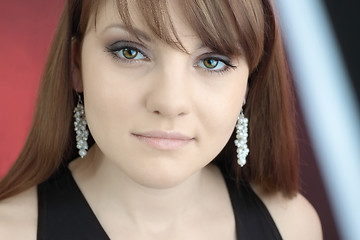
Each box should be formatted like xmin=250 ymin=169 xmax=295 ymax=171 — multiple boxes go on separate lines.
xmin=101 ymin=23 xmax=151 ymax=42
xmin=101 ymin=23 xmax=210 ymax=53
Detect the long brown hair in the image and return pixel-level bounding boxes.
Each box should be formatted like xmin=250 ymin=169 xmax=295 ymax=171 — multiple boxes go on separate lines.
xmin=0 ymin=0 xmax=298 ymax=199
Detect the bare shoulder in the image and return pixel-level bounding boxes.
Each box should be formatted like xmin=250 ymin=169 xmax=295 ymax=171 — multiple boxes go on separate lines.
xmin=252 ymin=184 xmax=323 ymax=240
xmin=0 ymin=186 xmax=38 ymax=240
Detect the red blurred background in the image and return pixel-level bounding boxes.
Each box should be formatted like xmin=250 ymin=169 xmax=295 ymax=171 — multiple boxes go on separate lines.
xmin=0 ymin=0 xmax=65 ymax=175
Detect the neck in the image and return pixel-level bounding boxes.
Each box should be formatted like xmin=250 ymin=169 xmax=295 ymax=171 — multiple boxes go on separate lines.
xmin=70 ymin=145 xmax=210 ymax=231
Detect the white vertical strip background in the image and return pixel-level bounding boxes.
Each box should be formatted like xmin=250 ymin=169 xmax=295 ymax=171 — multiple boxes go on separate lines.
xmin=274 ymin=0 xmax=360 ymax=239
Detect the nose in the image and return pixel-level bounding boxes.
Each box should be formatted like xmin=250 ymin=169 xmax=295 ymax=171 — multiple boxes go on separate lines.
xmin=145 ymin=64 xmax=191 ymax=118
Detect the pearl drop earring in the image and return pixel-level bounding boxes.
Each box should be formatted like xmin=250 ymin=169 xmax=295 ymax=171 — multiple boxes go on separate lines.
xmin=73 ymin=93 xmax=89 ymax=158
xmin=234 ymin=109 xmax=249 ymax=167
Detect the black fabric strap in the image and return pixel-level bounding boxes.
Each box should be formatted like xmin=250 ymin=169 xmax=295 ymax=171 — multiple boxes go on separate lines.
xmin=37 ymin=167 xmax=110 ymax=240
xmin=221 ymin=171 xmax=283 ymax=240
xmin=37 ymin=166 xmax=282 ymax=239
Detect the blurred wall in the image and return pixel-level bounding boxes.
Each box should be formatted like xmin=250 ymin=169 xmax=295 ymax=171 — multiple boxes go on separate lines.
xmin=0 ymin=0 xmax=65 ymax=176
xmin=296 ymin=1 xmax=360 ymax=239
xmin=297 ymin=104 xmax=340 ymax=240
xmin=323 ymin=0 xmax=360 ymax=103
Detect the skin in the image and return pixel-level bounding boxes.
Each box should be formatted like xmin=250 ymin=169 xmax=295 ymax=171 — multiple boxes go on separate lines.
xmin=75 ymin=0 xmax=248 ymax=191
xmin=0 ymin=0 xmax=323 ymax=239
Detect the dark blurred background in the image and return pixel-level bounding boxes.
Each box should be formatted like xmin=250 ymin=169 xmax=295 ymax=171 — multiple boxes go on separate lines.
xmin=296 ymin=0 xmax=359 ymax=239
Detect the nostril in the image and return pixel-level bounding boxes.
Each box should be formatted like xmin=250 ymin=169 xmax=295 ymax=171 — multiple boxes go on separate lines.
xmin=146 ymin=89 xmax=190 ymax=117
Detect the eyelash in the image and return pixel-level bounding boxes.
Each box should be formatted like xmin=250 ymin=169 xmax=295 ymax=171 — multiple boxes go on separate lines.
xmin=196 ymin=56 xmax=237 ymax=74
xmin=105 ymin=41 xmax=149 ymax=63
xmin=105 ymin=41 xmax=237 ymax=74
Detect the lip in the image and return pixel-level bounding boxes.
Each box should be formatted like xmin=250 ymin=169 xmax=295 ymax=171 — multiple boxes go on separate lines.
xmin=132 ymin=131 xmax=194 ymax=150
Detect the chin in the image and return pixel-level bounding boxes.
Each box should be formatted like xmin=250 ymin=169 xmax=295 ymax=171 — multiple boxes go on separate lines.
xmin=127 ymin=164 xmax=202 ymax=189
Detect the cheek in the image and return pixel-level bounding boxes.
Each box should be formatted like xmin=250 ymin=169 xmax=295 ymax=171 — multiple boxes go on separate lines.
xmin=195 ymin=77 xmax=247 ymax=161
xmin=80 ymin=55 xmax=138 ymax=148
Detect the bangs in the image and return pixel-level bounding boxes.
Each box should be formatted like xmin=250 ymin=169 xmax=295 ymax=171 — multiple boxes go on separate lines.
xmin=80 ymin=0 xmax=266 ymax=71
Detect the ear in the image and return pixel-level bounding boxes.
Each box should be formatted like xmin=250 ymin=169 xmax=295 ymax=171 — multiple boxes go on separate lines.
xmin=71 ymin=38 xmax=83 ymax=92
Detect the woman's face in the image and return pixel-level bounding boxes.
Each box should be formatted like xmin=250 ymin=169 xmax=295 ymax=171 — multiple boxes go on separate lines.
xmin=77 ymin=0 xmax=249 ymax=188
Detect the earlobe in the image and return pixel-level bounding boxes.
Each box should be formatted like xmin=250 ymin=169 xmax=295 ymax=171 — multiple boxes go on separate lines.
xmin=71 ymin=38 xmax=83 ymax=92
xmin=72 ymin=65 xmax=83 ymax=92
xmin=245 ymin=82 xmax=249 ymax=98
xmin=243 ymin=83 xmax=249 ymax=106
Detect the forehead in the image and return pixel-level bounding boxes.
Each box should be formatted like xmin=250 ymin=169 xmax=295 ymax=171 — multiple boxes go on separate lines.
xmin=80 ymin=0 xmax=259 ymax=65
xmin=87 ymin=0 xmax=197 ymax=42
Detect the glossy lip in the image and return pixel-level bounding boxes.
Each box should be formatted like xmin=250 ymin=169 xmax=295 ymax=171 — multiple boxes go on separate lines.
xmin=132 ymin=131 xmax=194 ymax=150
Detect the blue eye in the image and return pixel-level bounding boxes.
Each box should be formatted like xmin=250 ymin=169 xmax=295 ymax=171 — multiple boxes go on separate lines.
xmin=198 ymin=58 xmax=226 ymax=70
xmin=197 ymin=55 xmax=237 ymax=74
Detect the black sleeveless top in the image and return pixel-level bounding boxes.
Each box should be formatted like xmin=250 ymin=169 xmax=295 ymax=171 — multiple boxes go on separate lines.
xmin=37 ymin=167 xmax=282 ymax=240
